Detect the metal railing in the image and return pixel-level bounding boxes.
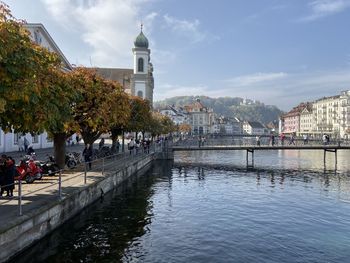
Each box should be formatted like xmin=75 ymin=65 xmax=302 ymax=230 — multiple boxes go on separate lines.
xmin=173 ymin=137 xmax=350 ymax=147
xmin=0 ymin=142 xmax=165 ymax=216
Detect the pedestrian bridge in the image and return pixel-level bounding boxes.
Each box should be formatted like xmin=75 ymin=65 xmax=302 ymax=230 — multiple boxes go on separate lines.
xmin=171 ymin=140 xmax=350 ymax=169
xmin=172 ymin=145 xmax=350 ymax=151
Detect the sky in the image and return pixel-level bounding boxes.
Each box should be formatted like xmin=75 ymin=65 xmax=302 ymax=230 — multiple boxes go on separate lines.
xmin=3 ymin=0 xmax=350 ymax=110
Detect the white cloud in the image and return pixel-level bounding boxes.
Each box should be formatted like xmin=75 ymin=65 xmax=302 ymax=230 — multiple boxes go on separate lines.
xmin=41 ymin=0 xmax=155 ymax=67
xmin=300 ymin=0 xmax=350 ymax=21
xmin=225 ymin=72 xmax=288 ymax=87
xmin=163 ymin=14 xmax=206 ymax=43
xmin=155 ymin=70 xmax=350 ymax=111
xmin=223 ymin=70 xmax=350 ymax=110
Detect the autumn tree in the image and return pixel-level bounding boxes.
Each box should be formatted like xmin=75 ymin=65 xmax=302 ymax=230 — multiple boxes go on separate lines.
xmin=148 ymin=112 xmax=176 ymax=138
xmin=0 ymin=3 xmax=63 ymax=131
xmin=70 ymin=67 xmax=130 ymax=147
xmin=126 ymin=96 xmax=152 ymax=139
xmin=178 ymin=123 xmax=191 ymax=134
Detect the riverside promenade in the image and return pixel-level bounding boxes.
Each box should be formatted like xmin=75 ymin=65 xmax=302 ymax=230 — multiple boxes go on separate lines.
xmin=0 ymin=146 xmax=164 ymax=262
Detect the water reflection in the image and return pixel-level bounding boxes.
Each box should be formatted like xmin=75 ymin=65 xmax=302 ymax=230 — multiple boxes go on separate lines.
xmin=10 ymin=152 xmax=350 ymax=263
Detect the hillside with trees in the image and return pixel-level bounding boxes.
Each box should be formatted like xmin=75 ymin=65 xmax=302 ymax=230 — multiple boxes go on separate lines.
xmin=154 ymin=96 xmax=284 ymax=124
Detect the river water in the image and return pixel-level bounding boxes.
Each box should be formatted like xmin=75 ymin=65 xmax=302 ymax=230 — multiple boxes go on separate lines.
xmin=11 ymin=150 xmax=350 ymax=263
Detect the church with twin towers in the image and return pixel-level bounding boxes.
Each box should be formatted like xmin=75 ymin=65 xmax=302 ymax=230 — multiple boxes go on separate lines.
xmin=95 ymin=26 xmax=155 ymax=106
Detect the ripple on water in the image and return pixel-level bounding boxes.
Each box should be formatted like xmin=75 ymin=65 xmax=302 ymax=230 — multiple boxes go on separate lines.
xmin=10 ymin=152 xmax=350 ymax=263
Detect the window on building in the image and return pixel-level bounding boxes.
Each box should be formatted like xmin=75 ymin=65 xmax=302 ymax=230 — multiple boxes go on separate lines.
xmin=137 ymin=90 xmax=143 ymax=98
xmin=138 ymin=58 xmax=144 ymax=72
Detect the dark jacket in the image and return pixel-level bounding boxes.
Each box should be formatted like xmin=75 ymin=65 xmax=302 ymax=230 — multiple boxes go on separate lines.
xmin=1 ymin=159 xmax=15 ymax=190
xmin=83 ymin=147 xmax=93 ymax=162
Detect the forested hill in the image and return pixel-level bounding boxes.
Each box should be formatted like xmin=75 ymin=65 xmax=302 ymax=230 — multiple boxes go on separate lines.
xmin=154 ymin=96 xmax=284 ymax=124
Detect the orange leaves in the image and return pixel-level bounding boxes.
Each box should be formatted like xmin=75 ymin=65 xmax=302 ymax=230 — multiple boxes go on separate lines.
xmin=69 ymin=67 xmax=131 ymax=139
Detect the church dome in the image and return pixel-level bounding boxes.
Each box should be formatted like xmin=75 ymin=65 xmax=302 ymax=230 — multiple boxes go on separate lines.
xmin=134 ymin=30 xmax=149 ymax=48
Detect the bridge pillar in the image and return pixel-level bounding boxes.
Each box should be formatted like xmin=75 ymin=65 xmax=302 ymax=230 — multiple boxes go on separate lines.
xmin=246 ymin=149 xmax=254 ymax=168
xmin=324 ymin=149 xmax=337 ymax=170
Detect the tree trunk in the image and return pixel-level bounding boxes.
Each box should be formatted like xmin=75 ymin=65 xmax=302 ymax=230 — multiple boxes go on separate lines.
xmin=81 ymin=131 xmax=101 ymax=148
xmin=122 ymin=131 xmax=125 ymax=153
xmin=53 ymin=133 xmax=66 ymax=169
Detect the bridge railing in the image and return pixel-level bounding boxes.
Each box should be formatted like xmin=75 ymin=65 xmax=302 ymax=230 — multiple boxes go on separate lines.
xmin=0 ymin=142 xmax=167 ymax=217
xmin=173 ymin=137 xmax=350 ymax=147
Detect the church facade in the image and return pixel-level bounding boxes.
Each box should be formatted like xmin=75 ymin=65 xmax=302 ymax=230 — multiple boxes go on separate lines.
xmin=94 ymin=28 xmax=154 ymax=106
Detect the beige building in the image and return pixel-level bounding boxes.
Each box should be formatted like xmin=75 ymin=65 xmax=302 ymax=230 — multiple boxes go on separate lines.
xmin=184 ymin=99 xmax=214 ymax=135
xmin=299 ymin=103 xmax=313 ymax=135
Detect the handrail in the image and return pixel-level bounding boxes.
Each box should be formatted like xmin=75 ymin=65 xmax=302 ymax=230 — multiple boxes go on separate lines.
xmin=0 ymin=142 xmax=163 ymax=216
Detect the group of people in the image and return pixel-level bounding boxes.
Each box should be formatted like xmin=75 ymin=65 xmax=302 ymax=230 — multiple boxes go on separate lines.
xmin=0 ymin=154 xmax=15 ymax=198
xmin=17 ymin=136 xmax=30 ymax=152
xmin=254 ymin=133 xmax=332 ymax=146
xmin=66 ymin=135 xmax=81 ymax=146
xmin=198 ymin=136 xmax=206 ymax=147
xmin=128 ymin=138 xmax=152 ymax=155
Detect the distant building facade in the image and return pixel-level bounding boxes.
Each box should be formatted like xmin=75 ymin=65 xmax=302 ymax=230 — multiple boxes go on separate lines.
xmin=211 ymin=116 xmax=242 ymax=135
xmin=158 ymin=105 xmax=189 ymax=125
xmin=299 ymin=104 xmax=313 ymax=135
xmin=281 ymin=103 xmax=309 ymax=135
xmin=184 ymin=99 xmax=214 ymax=135
xmin=280 ymin=91 xmax=350 ymax=138
xmin=242 ymin=121 xmax=265 ymax=135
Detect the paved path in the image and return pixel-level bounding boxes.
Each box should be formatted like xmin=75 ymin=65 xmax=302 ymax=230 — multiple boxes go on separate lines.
xmin=4 ymin=144 xmax=93 ymax=162
xmin=0 ymin=152 xmax=153 ymax=232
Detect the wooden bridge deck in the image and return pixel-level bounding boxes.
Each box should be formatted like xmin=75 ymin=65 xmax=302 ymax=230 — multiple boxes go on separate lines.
xmin=172 ymin=145 xmax=350 ymax=151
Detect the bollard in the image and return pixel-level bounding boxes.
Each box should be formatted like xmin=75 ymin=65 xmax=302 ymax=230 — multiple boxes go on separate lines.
xmin=102 ymin=158 xmax=105 ymax=175
xmin=84 ymin=163 xmax=87 ymax=184
xmin=18 ymin=180 xmax=22 ymax=216
xmin=58 ymin=170 xmax=62 ymax=199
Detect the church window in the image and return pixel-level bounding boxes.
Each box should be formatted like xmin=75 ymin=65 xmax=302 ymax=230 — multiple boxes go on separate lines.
xmin=138 ymin=58 xmax=144 ymax=72
xmin=137 ymin=91 xmax=143 ymax=98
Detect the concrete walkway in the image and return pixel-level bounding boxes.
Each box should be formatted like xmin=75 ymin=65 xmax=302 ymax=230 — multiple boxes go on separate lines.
xmin=0 ymin=151 xmax=153 ymax=233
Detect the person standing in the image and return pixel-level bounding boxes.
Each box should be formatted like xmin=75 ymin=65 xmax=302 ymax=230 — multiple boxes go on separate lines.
xmin=83 ymin=144 xmax=93 ymax=170
xmin=24 ymin=137 xmax=29 ymax=153
xmin=303 ymin=134 xmax=308 ymax=145
xmin=0 ymin=155 xmax=6 ymax=197
xmin=4 ymin=156 xmax=15 ymax=197
xmin=256 ymin=135 xmax=261 ymax=146
xmin=128 ymin=138 xmax=135 ymax=155
xmin=270 ymin=134 xmax=275 ymax=146
xmin=116 ymin=139 xmax=120 ymax=153
xmin=99 ymin=138 xmax=105 ymax=150
xmin=280 ymin=133 xmax=285 ymax=146
xmin=18 ymin=136 xmax=24 ymax=152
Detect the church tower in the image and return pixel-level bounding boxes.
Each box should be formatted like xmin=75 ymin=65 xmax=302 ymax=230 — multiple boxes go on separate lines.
xmin=132 ymin=25 xmax=154 ymax=106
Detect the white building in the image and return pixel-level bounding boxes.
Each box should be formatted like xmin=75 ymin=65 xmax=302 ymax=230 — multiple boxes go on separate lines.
xmin=312 ymin=91 xmax=350 ymax=138
xmin=242 ymin=121 xmax=266 ymax=135
xmin=159 ymin=105 xmax=189 ymax=125
xmin=211 ymin=116 xmax=242 ymax=135
xmin=0 ymin=23 xmax=72 ymax=153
